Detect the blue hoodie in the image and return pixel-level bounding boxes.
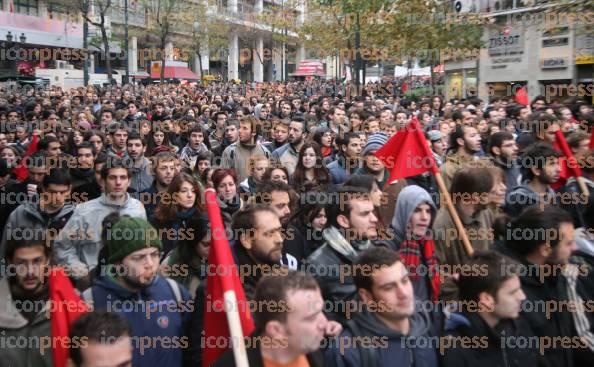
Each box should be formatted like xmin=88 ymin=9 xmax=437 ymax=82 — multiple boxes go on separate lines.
xmin=85 ymin=273 xmax=192 ymax=367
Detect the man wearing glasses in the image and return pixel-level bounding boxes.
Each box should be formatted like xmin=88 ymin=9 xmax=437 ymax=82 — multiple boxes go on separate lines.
xmin=81 ymin=216 xmax=192 ymax=367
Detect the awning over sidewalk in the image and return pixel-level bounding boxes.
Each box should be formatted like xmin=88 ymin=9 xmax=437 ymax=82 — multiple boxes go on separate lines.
xmin=149 ymin=66 xmax=199 ymax=80
xmin=289 ymin=59 xmax=325 ymax=77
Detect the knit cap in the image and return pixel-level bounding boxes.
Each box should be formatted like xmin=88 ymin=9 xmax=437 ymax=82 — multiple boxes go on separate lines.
xmin=362 ymin=132 xmax=389 ymax=156
xmin=107 ymin=217 xmax=162 ymax=263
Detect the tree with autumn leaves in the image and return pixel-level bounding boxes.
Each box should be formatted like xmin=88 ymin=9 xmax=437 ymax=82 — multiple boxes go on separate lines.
xmin=299 ymin=0 xmax=484 ymax=94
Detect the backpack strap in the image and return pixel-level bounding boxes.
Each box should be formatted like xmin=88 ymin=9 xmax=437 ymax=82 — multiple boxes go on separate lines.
xmin=165 ymin=278 xmax=183 ymax=304
xmin=345 ymin=319 xmax=379 ymax=367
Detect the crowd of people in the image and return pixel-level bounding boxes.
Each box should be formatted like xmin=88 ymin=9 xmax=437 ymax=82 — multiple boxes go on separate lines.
xmin=0 ymin=80 xmax=593 ymax=367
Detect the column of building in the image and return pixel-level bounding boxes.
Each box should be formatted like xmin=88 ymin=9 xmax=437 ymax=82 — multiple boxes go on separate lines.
xmin=227 ymin=0 xmax=239 ymax=80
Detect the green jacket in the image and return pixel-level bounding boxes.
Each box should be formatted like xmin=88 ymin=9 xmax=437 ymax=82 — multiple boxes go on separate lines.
xmin=0 ymin=277 xmax=52 ymax=367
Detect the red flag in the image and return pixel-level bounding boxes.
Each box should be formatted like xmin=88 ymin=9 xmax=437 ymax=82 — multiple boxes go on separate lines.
xmin=374 ymin=116 xmax=439 ymax=183
xmin=551 ymin=130 xmax=582 ymax=190
xmin=402 ymin=82 xmax=408 ymax=93
xmin=49 ymin=267 xmax=88 ymax=367
xmin=514 ymin=86 xmax=529 ymax=106
xmin=12 ymin=134 xmax=39 ymax=182
xmin=202 ymin=189 xmax=254 ymax=367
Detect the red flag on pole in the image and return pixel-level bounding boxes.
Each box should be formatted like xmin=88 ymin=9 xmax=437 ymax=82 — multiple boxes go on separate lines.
xmin=401 ymin=82 xmax=408 ymax=93
xmin=514 ymin=86 xmax=529 ymax=106
xmin=12 ymin=134 xmax=39 ymax=181
xmin=374 ymin=116 xmax=439 ymax=183
xmin=49 ymin=267 xmax=88 ymax=367
xmin=551 ymin=130 xmax=582 ymax=188
xmin=202 ymin=188 xmax=254 ymax=367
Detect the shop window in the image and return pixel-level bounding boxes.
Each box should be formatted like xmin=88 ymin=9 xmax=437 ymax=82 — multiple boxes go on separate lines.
xmin=15 ymin=0 xmax=38 ymax=16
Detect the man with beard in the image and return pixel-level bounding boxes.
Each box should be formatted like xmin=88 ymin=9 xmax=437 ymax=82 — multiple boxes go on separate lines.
xmin=54 ymin=160 xmax=146 ymax=286
xmin=504 ymin=142 xmax=561 ymax=218
xmin=272 ymin=117 xmax=306 ymax=176
xmin=487 ymin=131 xmax=521 ymax=195
xmin=442 ymin=124 xmax=483 ymax=190
xmin=70 ymin=142 xmax=96 ymax=190
xmin=82 ymin=217 xmax=192 ymax=367
xmin=125 ymin=132 xmax=154 ymax=194
xmin=253 ymin=181 xmax=299 ymax=268
xmin=222 ymin=116 xmax=271 ymax=182
xmin=325 ymin=247 xmax=440 ymax=367
xmin=0 ymin=239 xmax=52 ymax=366
xmin=150 ymin=102 xmax=168 ymax=122
xmin=139 ymin=152 xmax=176 ymax=219
xmin=231 ymin=204 xmax=285 ymax=300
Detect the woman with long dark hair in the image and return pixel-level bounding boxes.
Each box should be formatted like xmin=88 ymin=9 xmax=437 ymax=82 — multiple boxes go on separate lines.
xmin=65 ymin=129 xmax=84 ymax=156
xmin=292 ymin=142 xmax=331 ymax=191
xmin=83 ymin=130 xmax=105 ymax=155
xmin=146 ymin=125 xmax=178 ymax=156
xmin=286 ymin=190 xmax=329 ymax=259
xmin=151 ymin=173 xmax=206 ymax=257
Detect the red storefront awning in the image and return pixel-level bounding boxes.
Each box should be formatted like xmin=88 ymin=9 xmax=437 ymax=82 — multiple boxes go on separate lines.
xmin=150 ymin=66 xmax=199 ymax=80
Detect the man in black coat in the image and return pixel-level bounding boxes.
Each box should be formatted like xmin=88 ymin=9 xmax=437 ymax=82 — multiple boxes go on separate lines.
xmin=495 ymin=205 xmax=581 ymax=367
xmin=443 ymin=251 xmax=539 ymax=367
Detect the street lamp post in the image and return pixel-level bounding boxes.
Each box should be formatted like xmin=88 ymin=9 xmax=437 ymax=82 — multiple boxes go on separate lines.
xmin=5 ymin=31 xmax=28 ymax=80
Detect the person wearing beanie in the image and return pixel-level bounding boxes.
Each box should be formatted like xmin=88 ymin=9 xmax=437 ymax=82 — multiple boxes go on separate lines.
xmin=354 ymin=132 xmax=409 ymax=225
xmin=355 ymin=132 xmax=390 ymax=187
xmin=82 ymin=216 xmax=192 ymax=367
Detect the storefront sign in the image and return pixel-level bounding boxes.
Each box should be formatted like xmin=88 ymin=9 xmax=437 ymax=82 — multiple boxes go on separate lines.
xmin=488 ymin=29 xmax=524 ymax=56
xmin=541 ymin=57 xmax=568 ymax=69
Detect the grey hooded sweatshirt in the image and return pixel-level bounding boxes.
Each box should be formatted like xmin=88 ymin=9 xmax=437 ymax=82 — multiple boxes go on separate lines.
xmin=53 ymin=193 xmax=146 ymax=278
xmin=390 ymin=185 xmax=437 ymax=302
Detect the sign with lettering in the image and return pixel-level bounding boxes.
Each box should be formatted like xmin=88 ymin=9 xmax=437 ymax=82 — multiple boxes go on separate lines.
xmin=488 ymin=29 xmax=524 ymax=56
xmin=541 ymin=57 xmax=568 ymax=69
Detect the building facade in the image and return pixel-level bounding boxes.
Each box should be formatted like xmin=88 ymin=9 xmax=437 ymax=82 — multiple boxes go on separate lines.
xmin=444 ymin=0 xmax=593 ymax=103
